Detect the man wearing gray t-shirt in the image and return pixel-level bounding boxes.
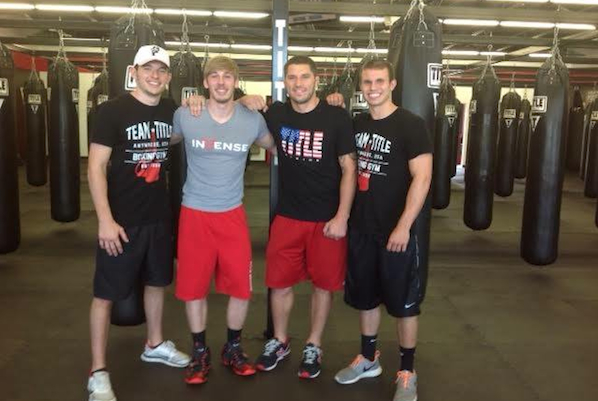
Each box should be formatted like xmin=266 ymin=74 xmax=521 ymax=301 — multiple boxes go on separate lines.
xmin=171 ymin=56 xmax=275 ymax=384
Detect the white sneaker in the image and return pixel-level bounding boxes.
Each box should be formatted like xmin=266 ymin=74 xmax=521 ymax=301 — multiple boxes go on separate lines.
xmin=87 ymin=371 xmax=116 ymax=401
xmin=140 ymin=340 xmax=190 ymax=368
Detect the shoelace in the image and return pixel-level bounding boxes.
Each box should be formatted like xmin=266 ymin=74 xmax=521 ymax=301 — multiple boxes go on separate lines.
xmin=189 ymin=349 xmax=209 ymax=373
xmin=263 ymin=339 xmax=282 ymax=357
xmin=302 ymin=346 xmax=319 ymax=365
xmin=396 ymin=371 xmax=412 ymax=388
xmin=228 ymin=344 xmax=249 ymax=367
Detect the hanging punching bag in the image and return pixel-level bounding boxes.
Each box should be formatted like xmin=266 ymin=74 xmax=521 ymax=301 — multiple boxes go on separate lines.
xmin=580 ymin=99 xmax=598 ymax=180
xmin=110 ymin=282 xmax=146 ymax=326
xmin=432 ymin=77 xmax=457 ymax=209
xmin=23 ymin=69 xmax=48 ymax=186
xmin=388 ymin=3 xmax=442 ymax=303
xmin=463 ymin=69 xmax=501 ymax=230
xmin=515 ymin=97 xmax=532 ymax=179
xmin=521 ymin=54 xmax=569 ymax=266
xmin=168 ymin=50 xmax=202 ymax=256
xmin=566 ymin=87 xmax=584 ymax=171
xmin=584 ymin=114 xmax=598 ymax=198
xmin=495 ymin=91 xmax=521 ymax=197
xmin=0 ymin=43 xmax=20 ymax=254
xmin=48 ymin=57 xmax=80 ymax=222
xmin=87 ymin=71 xmax=109 ymax=147
xmin=108 ymin=13 xmax=165 ymax=99
xmin=450 ymin=100 xmax=462 ymax=178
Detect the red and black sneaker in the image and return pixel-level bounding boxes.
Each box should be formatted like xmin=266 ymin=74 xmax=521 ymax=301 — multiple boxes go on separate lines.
xmin=185 ymin=346 xmax=211 ymax=385
xmin=221 ymin=342 xmax=257 ymax=376
xmin=255 ymin=338 xmax=291 ymax=372
xmin=298 ymin=343 xmax=322 ymax=379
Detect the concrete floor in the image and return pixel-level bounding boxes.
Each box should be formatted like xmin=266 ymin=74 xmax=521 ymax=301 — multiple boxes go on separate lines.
xmin=0 ymin=162 xmax=597 ymax=401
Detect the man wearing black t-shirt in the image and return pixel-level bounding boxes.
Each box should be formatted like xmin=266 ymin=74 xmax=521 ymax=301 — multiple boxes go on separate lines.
xmin=328 ymin=60 xmax=432 ymax=401
xmin=87 ymin=45 xmax=189 ymax=401
xmin=239 ymin=56 xmax=356 ymax=379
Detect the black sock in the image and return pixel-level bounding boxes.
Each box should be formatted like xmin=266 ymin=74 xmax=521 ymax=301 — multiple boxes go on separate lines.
xmin=361 ymin=334 xmax=378 ymax=361
xmin=91 ymin=368 xmax=107 ymax=375
xmin=192 ymin=331 xmax=206 ymax=349
xmin=227 ymin=328 xmax=242 ymax=345
xmin=399 ymin=346 xmax=416 ymax=372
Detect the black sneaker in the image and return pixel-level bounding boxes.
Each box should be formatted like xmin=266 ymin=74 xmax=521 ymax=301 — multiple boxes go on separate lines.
xmin=298 ymin=343 xmax=322 ymax=379
xmin=255 ymin=338 xmax=291 ymax=371
xmin=221 ymin=342 xmax=256 ymax=376
xmin=185 ymin=346 xmax=211 ymax=385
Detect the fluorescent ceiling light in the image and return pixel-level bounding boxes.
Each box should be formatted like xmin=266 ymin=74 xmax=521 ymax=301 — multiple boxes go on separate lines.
xmin=66 ymin=37 xmax=102 ymax=42
xmin=442 ymin=50 xmax=480 ymax=56
xmin=480 ymin=51 xmax=507 ymax=56
xmin=231 ymin=44 xmax=272 ymax=50
xmin=339 ymin=16 xmax=385 ymax=23
xmin=529 ymin=53 xmax=552 ymax=58
xmin=94 ymin=6 xmax=153 ymax=14
xmin=154 ymin=9 xmax=212 ymax=16
xmin=0 ymin=3 xmax=35 ymax=10
xmin=314 ymin=47 xmax=356 ymax=53
xmin=356 ymin=48 xmax=388 ymax=54
xmin=500 ymin=21 xmax=555 ymax=28
xmin=556 ymin=23 xmax=596 ymax=30
xmin=36 ymin=4 xmax=94 ymax=12
xmin=443 ymin=19 xmax=499 ymax=26
xmin=288 ymin=46 xmax=315 ymax=52
xmin=165 ymin=41 xmax=230 ymax=48
xmin=551 ymin=0 xmax=598 ymax=4
xmin=213 ymin=11 xmax=269 ymax=19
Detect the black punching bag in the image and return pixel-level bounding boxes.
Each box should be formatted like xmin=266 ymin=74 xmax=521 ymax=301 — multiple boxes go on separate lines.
xmin=48 ymin=57 xmax=80 ymax=222
xmin=580 ymin=99 xmax=598 ymax=180
xmin=87 ymin=71 xmax=109 ymax=146
xmin=432 ymin=77 xmax=457 ymax=209
xmin=450 ymin=100 xmax=462 ymax=178
xmin=584 ymin=112 xmax=598 ymax=198
xmin=464 ymin=69 xmax=501 ymax=230
xmin=108 ymin=13 xmax=164 ymax=98
xmin=23 ymin=70 xmax=48 ymax=186
xmin=168 ymin=50 xmax=202 ymax=255
xmin=515 ymin=97 xmax=532 ymax=179
xmin=388 ymin=4 xmax=442 ymax=303
xmin=521 ymin=54 xmax=569 ymax=266
xmin=0 ymin=43 xmax=20 ymax=254
xmin=495 ymin=91 xmax=521 ymax=197
xmin=566 ymin=87 xmax=584 ymax=171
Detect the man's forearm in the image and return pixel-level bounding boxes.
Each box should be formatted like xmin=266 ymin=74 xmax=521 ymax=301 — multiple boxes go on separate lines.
xmin=396 ymin=175 xmax=431 ymax=231
xmin=88 ymin=166 xmax=114 ymax=224
xmin=336 ymin=159 xmax=357 ymax=220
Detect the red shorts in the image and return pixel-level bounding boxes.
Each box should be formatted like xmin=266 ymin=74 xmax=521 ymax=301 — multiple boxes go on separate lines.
xmin=176 ymin=205 xmax=252 ymax=301
xmin=266 ymin=215 xmax=347 ymax=291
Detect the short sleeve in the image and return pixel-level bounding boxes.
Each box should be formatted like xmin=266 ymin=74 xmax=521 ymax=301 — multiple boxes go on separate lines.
xmin=255 ymin=112 xmax=269 ymax=140
xmin=405 ymin=117 xmax=433 ymax=160
xmin=91 ymin=101 xmax=117 ymax=147
xmin=173 ymin=107 xmax=183 ymax=136
xmin=334 ymin=108 xmax=356 ymax=156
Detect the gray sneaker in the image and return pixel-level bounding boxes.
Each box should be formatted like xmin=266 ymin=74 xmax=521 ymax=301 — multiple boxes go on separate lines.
xmin=87 ymin=371 xmax=116 ymax=401
xmin=140 ymin=340 xmax=191 ymax=368
xmin=334 ymin=352 xmax=382 ymax=384
xmin=393 ymin=370 xmax=417 ymax=401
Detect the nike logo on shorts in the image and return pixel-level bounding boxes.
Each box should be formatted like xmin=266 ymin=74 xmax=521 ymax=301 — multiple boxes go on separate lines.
xmin=404 ymin=302 xmax=416 ymax=309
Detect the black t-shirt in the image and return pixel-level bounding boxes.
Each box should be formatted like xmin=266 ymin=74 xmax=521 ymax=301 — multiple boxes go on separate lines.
xmin=350 ymin=108 xmax=433 ymax=237
xmin=91 ymin=94 xmax=176 ymax=228
xmin=266 ymin=100 xmax=355 ymax=221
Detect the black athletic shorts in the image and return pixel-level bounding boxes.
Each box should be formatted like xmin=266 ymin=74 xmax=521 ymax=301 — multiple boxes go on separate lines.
xmin=93 ymin=222 xmax=173 ymax=301
xmin=344 ymin=228 xmax=422 ymax=318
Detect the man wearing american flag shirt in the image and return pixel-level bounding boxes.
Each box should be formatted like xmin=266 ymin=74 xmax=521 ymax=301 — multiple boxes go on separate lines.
xmin=239 ymin=55 xmax=357 ymax=379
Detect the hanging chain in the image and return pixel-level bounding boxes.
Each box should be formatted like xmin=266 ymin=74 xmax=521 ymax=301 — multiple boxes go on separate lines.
xmin=417 ymin=0 xmax=428 ymax=31
xmin=550 ymin=26 xmax=563 ymax=72
xmin=203 ymin=34 xmax=210 ymax=60
xmin=406 ymin=0 xmax=418 ymax=21
xmin=510 ymin=72 xmax=516 ymax=91
xmin=180 ymin=11 xmax=191 ymax=53
xmin=101 ymin=45 xmax=108 ymax=72
xmin=56 ymin=29 xmax=67 ymax=60
xmin=344 ymin=40 xmax=354 ymax=74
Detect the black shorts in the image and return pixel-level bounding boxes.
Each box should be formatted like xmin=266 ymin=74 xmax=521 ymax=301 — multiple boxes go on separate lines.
xmin=344 ymin=228 xmax=422 ymax=318
xmin=93 ymin=222 xmax=173 ymax=301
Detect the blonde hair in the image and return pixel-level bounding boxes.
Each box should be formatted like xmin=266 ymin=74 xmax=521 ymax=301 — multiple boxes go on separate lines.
xmin=203 ymin=56 xmax=239 ymax=80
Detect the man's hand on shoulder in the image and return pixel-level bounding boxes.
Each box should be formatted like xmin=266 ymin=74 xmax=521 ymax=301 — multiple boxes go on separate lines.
xmin=181 ymin=95 xmax=206 ymax=116
xmin=238 ymin=95 xmax=268 ymax=112
xmin=323 ymin=215 xmax=348 ymax=240
xmin=325 ymin=93 xmax=345 ymax=108
xmin=98 ymin=219 xmax=129 ymax=257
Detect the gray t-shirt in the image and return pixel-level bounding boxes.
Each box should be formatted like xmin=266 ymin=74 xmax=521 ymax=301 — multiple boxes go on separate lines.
xmin=173 ymin=103 xmax=268 ymax=212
